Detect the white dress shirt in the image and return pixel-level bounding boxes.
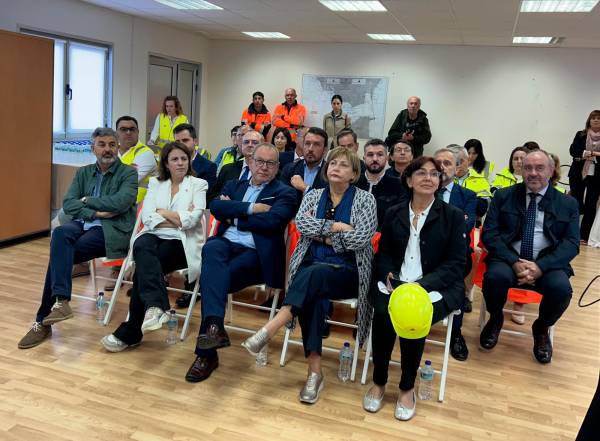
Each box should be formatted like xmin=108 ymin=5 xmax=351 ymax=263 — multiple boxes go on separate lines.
xmin=399 ymin=199 xmax=435 ymax=282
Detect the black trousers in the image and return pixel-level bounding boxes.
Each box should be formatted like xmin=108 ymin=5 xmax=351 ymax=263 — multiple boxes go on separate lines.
xmin=580 ymin=175 xmax=600 ymax=241
xmin=113 ymin=234 xmax=187 ymax=345
xmin=284 ymin=261 xmax=359 ymax=357
xmin=482 ymin=260 xmax=572 ymax=330
xmin=451 ymin=245 xmax=473 ymax=333
xmin=371 ymin=289 xmax=450 ymax=391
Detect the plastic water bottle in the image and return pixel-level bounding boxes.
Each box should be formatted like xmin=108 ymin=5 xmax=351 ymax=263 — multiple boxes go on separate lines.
xmin=256 ymin=345 xmax=268 ymax=367
xmin=96 ymin=292 xmax=105 ymax=324
xmin=337 ymin=342 xmax=353 ymax=382
xmin=418 ymin=360 xmax=434 ymax=400
xmin=166 ymin=309 xmax=178 ymax=345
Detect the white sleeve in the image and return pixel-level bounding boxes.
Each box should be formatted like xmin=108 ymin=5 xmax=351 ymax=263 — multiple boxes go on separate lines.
xmin=149 ymin=114 xmax=160 ymax=143
xmin=132 ymin=149 xmax=157 ymax=183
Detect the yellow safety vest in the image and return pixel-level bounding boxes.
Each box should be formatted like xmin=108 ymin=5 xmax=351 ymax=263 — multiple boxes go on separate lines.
xmin=157 ymin=113 xmax=188 ymax=148
xmin=120 ymin=141 xmax=155 ymax=203
xmin=456 ymin=168 xmax=492 ymax=198
xmin=196 ymin=146 xmax=211 ymax=160
xmin=491 ymin=167 xmax=518 ymax=191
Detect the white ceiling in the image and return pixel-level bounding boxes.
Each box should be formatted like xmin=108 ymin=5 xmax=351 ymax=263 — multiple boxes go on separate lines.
xmin=80 ymin=0 xmax=600 ymax=48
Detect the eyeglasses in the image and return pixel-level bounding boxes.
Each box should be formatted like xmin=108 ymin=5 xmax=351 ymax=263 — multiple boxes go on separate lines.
xmin=413 ymin=169 xmax=441 ymax=179
xmin=253 ymin=159 xmax=278 ymax=169
xmin=118 ymin=127 xmax=138 ymax=133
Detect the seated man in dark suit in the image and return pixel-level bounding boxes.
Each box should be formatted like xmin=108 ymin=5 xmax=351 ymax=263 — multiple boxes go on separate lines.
xmin=214 ymin=129 xmax=263 ymax=195
xmin=173 ymin=123 xmax=218 ymax=202
xmin=480 ymin=150 xmax=579 ymax=364
xmin=280 ymin=127 xmax=328 ymax=206
xmin=363 ymin=139 xmax=408 ymax=230
xmin=18 ymin=128 xmax=138 ymax=349
xmin=184 ymin=143 xmax=297 ymax=382
xmin=434 ymin=148 xmax=477 ymax=361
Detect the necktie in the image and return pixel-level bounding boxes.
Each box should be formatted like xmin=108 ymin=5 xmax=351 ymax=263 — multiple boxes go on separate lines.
xmin=520 ymin=193 xmax=538 ymax=260
xmin=240 ymin=165 xmax=249 ymax=181
xmin=437 ymin=187 xmax=446 ymax=201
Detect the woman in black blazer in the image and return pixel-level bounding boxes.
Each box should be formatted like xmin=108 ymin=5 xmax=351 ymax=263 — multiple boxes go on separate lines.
xmin=363 ymin=156 xmax=466 ymax=421
xmin=568 ymin=110 xmax=600 ymax=242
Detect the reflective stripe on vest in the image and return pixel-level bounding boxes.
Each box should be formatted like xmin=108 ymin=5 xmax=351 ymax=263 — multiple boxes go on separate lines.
xmin=120 ymin=142 xmax=155 ymax=203
xmin=157 ymin=114 xmax=188 ymax=147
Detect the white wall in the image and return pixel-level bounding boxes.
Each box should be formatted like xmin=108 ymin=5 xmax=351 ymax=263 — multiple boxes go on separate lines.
xmin=206 ymin=40 xmax=600 ymax=173
xmin=0 ymin=0 xmax=210 ymax=142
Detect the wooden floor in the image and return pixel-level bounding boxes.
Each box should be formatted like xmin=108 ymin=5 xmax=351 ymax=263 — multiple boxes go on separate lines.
xmin=0 ymin=238 xmax=598 ymax=441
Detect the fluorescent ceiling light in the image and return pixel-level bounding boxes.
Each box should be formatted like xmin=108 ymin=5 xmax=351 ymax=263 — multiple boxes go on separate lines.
xmin=513 ymin=36 xmax=554 ymax=44
xmin=368 ymin=34 xmax=415 ymax=41
xmin=242 ymin=32 xmax=290 ymax=39
xmin=154 ymin=0 xmax=223 ymax=10
xmin=319 ymin=1 xmax=387 ymax=12
xmin=520 ymin=0 xmax=598 ymax=12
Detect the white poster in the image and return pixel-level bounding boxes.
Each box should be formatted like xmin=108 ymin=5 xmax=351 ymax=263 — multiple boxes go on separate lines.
xmin=301 ymin=74 xmax=389 ymax=139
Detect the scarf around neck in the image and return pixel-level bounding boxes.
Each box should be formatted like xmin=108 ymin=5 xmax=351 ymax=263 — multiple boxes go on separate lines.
xmin=582 ymin=129 xmax=600 ymax=177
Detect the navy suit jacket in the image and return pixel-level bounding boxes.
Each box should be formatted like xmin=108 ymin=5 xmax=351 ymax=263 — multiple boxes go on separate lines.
xmin=191 ymin=154 xmax=218 ymax=202
xmin=481 ymin=183 xmax=580 ymax=275
xmin=209 ymin=178 xmax=297 ymax=288
xmin=448 ymin=184 xmax=477 ymax=233
xmin=280 ymin=159 xmax=327 ymax=207
xmin=278 ymin=150 xmax=297 ymax=170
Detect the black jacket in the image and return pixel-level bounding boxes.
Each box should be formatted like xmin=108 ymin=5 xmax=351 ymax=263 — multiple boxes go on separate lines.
xmin=191 ymin=154 xmax=218 ymax=202
xmin=569 ymin=130 xmax=592 ymax=180
xmin=481 ymin=183 xmax=580 ymax=276
xmin=215 ymin=159 xmax=244 ymax=196
xmin=280 ymin=159 xmax=327 ymax=208
xmin=386 ymin=109 xmax=432 ymax=158
xmin=366 ymin=173 xmax=409 ymax=231
xmin=373 ymin=198 xmax=467 ymax=312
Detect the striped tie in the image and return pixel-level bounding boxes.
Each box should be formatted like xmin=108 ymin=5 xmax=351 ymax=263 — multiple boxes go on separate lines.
xmin=520 ymin=193 xmax=538 ymax=260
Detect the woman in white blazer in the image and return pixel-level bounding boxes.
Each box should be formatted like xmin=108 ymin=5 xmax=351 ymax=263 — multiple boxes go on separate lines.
xmin=101 ymin=141 xmax=207 ymax=352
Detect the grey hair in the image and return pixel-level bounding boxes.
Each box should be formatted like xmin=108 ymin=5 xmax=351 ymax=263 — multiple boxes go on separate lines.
xmin=244 ymin=129 xmax=265 ymax=142
xmin=252 ymin=142 xmax=279 ymax=159
xmin=446 ymin=144 xmax=468 ymax=160
xmin=92 ymin=127 xmax=118 ymax=142
xmin=434 ymin=147 xmax=459 ymax=165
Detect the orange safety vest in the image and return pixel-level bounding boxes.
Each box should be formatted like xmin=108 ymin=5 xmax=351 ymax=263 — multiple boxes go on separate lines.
xmin=273 ymin=102 xmax=306 ymax=140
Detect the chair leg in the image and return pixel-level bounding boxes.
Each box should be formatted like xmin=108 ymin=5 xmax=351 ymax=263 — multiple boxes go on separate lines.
xmin=361 ymin=326 xmax=373 ymax=385
xmin=89 ymin=260 xmax=98 ymax=296
xmin=549 ymin=325 xmax=554 ymax=346
xmin=279 ymin=326 xmax=291 ymax=367
xmin=103 ymin=257 xmax=129 ymax=326
xmin=478 ymin=295 xmax=487 ymax=328
xmin=351 ymin=333 xmax=360 ymax=382
xmin=268 ymin=289 xmax=280 ymax=321
xmin=181 ymin=278 xmax=200 ymax=341
xmin=226 ymin=294 xmax=233 ymax=323
xmin=438 ymin=311 xmax=456 ymax=402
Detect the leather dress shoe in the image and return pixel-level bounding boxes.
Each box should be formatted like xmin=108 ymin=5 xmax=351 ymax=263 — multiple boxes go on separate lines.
xmin=463 ymin=297 xmax=473 ymax=313
xmin=450 ymin=332 xmax=469 ymax=361
xmin=185 ymin=355 xmax=219 ymax=383
xmin=532 ymin=328 xmax=553 ymax=364
xmin=480 ymin=314 xmax=504 ymax=351
xmin=394 ymin=390 xmax=416 ymax=421
xmin=196 ymin=324 xmax=230 ymax=350
xmin=363 ymin=385 xmax=385 ymax=413
xmin=176 ymin=293 xmax=192 ymax=308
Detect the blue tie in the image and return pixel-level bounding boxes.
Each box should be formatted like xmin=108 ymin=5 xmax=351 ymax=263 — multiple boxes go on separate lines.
xmin=520 ymin=193 xmax=538 ymax=261
xmin=240 ymin=165 xmax=249 ymax=181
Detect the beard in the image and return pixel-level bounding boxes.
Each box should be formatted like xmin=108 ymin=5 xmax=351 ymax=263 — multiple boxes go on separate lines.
xmin=99 ymin=155 xmax=116 ymax=166
xmin=367 ymin=163 xmax=385 ymax=174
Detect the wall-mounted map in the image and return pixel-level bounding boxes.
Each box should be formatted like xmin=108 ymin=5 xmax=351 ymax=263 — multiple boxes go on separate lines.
xmin=301 ymin=74 xmax=389 ymax=139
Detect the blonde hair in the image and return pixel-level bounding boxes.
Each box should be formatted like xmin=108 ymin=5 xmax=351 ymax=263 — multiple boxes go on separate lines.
xmin=322 ymin=147 xmax=361 ymax=184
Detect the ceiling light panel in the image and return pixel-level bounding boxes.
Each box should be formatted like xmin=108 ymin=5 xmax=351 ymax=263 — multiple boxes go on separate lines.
xmin=368 ymin=34 xmax=415 ymax=41
xmin=319 ymin=1 xmax=387 ymax=12
xmin=154 ymin=0 xmax=223 ymax=10
xmin=242 ymin=32 xmax=290 ymax=39
xmin=513 ymin=36 xmax=554 ymax=43
xmin=520 ymin=0 xmax=599 ymax=12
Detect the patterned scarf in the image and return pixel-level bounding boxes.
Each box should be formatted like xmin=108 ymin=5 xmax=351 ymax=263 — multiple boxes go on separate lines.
xmin=582 ymin=129 xmax=600 ymax=178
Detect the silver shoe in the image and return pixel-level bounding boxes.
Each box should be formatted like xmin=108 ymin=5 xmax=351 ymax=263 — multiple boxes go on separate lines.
xmin=363 ymin=385 xmax=385 ymax=413
xmin=141 ymin=307 xmax=167 ymax=334
xmin=241 ymin=326 xmax=270 ymax=355
xmin=299 ymin=371 xmax=324 ymax=404
xmin=101 ymin=334 xmax=139 ymax=352
xmin=394 ymin=390 xmax=417 ymax=421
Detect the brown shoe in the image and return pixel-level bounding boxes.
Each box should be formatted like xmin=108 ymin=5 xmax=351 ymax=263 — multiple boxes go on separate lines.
xmin=18 ymin=322 xmax=52 ymax=349
xmin=185 ymin=355 xmax=219 ymax=383
xmin=71 ymin=262 xmax=90 ymax=278
xmin=41 ymin=299 xmax=74 ymax=326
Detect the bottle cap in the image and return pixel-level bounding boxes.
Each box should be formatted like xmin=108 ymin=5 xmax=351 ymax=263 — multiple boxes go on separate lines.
xmin=98 ymin=291 xmax=104 ymax=296
xmin=170 ymin=309 xmax=176 ymax=314
xmin=343 ymin=341 xmax=350 ymax=347
xmin=425 ymin=360 xmax=431 ymax=365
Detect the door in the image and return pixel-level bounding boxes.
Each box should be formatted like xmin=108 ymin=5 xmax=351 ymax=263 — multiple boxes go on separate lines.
xmin=147 ymin=56 xmax=200 ymax=142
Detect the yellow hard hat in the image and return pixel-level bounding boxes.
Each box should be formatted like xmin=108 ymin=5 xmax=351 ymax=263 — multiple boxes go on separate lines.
xmin=388 ymin=283 xmax=433 ymax=339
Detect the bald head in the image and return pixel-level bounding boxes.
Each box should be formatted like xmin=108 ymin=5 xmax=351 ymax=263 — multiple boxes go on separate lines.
xmin=407 ymin=96 xmax=421 ymax=118
xmin=285 ymin=88 xmax=297 ymax=106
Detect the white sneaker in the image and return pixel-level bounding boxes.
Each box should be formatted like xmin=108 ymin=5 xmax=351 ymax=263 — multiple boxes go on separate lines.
xmin=101 ymin=334 xmax=138 ymax=352
xmin=141 ymin=307 xmax=167 ymax=333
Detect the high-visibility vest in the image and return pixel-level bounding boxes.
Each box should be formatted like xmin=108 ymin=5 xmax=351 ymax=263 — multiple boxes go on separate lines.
xmin=491 ymin=167 xmax=518 ymax=191
xmin=120 ymin=141 xmax=155 ymax=203
xmin=217 ymin=148 xmax=241 ymax=174
xmin=456 ymin=168 xmax=492 ymax=198
xmin=157 ymin=113 xmax=188 ymax=147
xmin=196 ymin=146 xmax=211 ymax=160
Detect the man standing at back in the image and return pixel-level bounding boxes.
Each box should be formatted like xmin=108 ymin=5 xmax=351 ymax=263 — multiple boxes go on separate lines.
xmin=386 ymin=96 xmax=431 ymax=158
xmin=480 ymin=150 xmax=579 ymax=364
xmin=272 ymin=88 xmax=306 ymax=141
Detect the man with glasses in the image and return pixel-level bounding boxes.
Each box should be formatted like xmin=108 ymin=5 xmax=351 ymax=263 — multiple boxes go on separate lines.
xmin=386 ymin=140 xmax=414 ymax=178
xmin=185 ymin=143 xmax=296 ymax=383
xmin=215 ymin=130 xmax=263 ymax=195
xmin=480 ymin=150 xmax=579 ymax=364
xmin=116 ymin=116 xmax=157 ymax=204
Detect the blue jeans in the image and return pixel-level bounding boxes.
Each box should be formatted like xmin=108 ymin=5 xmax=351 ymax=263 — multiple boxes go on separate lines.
xmin=35 ymin=221 xmax=105 ymax=322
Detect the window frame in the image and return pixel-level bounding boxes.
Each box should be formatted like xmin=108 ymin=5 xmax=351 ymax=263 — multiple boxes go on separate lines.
xmin=20 ymin=28 xmax=113 ymax=140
